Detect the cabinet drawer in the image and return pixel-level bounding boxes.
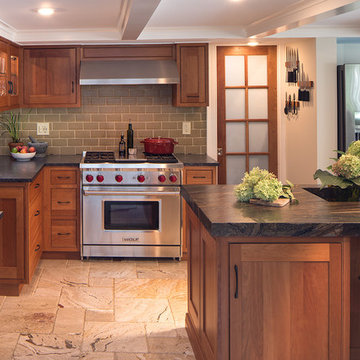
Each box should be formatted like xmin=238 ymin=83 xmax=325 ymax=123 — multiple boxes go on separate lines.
xmin=29 ymin=194 xmax=42 ymax=242
xmin=185 ymin=169 xmax=214 ymax=184
xmin=51 ymin=188 xmax=77 ymax=214
xmin=50 ymin=169 xmax=77 ymax=185
xmin=29 ymin=237 xmax=42 ymax=279
xmin=51 ymin=219 xmax=77 ymax=249
xmin=29 ymin=173 xmax=42 ymax=202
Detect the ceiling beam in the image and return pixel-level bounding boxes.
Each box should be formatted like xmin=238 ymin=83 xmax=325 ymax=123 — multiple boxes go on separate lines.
xmin=118 ymin=0 xmax=161 ymax=40
xmin=245 ymin=0 xmax=360 ymax=38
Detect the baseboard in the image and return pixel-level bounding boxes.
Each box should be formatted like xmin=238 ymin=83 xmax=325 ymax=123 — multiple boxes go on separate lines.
xmin=186 ymin=313 xmax=206 ymax=360
xmin=0 ymin=282 xmax=23 ymax=296
xmin=41 ymin=251 xmax=81 ymax=260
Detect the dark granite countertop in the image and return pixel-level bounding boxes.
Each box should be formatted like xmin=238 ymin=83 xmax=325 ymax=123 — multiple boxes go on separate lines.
xmin=0 ymin=155 xmax=81 ymax=182
xmin=181 ymin=185 xmax=360 ymax=238
xmin=175 ymin=154 xmax=218 ymax=166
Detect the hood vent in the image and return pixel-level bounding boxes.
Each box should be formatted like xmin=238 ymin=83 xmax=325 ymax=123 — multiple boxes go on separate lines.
xmin=80 ymin=60 xmax=180 ymax=85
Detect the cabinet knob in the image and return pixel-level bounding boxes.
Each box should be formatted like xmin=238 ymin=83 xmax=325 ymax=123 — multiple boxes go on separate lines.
xmin=57 ymin=201 xmax=71 ymax=204
xmin=217 ymin=148 xmax=223 ymax=156
xmin=34 ymin=183 xmax=40 ymax=189
xmin=57 ymin=232 xmax=70 ymax=236
xmin=34 ymin=210 xmax=40 ymax=216
xmin=234 ymin=264 xmax=239 ymax=299
xmin=35 ymin=244 xmax=40 ymax=252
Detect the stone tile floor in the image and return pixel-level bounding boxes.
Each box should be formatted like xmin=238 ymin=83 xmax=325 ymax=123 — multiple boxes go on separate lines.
xmin=0 ymin=259 xmax=194 ymax=360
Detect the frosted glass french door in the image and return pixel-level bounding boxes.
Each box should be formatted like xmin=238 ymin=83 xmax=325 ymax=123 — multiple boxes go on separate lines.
xmin=217 ymin=46 xmax=278 ymax=184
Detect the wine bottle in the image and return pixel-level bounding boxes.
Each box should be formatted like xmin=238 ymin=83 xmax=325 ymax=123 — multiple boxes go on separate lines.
xmin=127 ymin=122 xmax=134 ymax=154
xmin=119 ymin=133 xmax=126 ymax=157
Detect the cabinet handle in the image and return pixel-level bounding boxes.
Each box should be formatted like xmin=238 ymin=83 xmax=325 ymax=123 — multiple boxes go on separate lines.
xmin=57 ymin=232 xmax=70 ymax=236
xmin=193 ymin=176 xmax=206 ymax=179
xmin=234 ymin=264 xmax=239 ymax=299
xmin=34 ymin=210 xmax=40 ymax=216
xmin=35 ymin=244 xmax=40 ymax=252
xmin=34 ymin=183 xmax=40 ymax=189
xmin=57 ymin=176 xmax=71 ymax=180
xmin=57 ymin=201 xmax=71 ymax=204
xmin=72 ymin=81 xmax=74 ymax=93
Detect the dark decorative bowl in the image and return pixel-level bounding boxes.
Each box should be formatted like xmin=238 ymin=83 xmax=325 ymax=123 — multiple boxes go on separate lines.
xmin=28 ymin=142 xmax=48 ymax=157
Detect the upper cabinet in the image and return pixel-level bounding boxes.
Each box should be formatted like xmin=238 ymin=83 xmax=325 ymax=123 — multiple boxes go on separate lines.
xmin=23 ymin=47 xmax=80 ymax=107
xmin=0 ymin=39 xmax=21 ymax=110
xmin=173 ymin=44 xmax=209 ymax=107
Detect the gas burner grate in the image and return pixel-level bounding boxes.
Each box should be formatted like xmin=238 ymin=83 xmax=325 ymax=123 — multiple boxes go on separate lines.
xmin=85 ymin=151 xmax=115 ymax=163
xmin=144 ymin=153 xmax=178 ymax=163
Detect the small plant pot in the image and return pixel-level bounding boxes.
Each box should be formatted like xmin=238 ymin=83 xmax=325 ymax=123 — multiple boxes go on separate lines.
xmin=8 ymin=142 xmax=24 ymax=151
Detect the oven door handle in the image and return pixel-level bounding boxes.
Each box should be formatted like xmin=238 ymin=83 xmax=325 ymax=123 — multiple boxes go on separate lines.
xmin=83 ymin=190 xmax=180 ymax=196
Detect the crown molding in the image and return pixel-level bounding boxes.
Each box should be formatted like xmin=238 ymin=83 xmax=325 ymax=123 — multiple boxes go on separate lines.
xmin=0 ymin=19 xmax=16 ymax=42
xmin=246 ymin=0 xmax=360 ymax=38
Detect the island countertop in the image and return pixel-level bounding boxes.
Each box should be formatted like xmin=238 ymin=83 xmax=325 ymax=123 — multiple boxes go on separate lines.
xmin=181 ymin=184 xmax=360 ymax=237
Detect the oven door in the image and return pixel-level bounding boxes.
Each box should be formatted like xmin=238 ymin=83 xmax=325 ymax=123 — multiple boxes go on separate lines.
xmin=82 ymin=186 xmax=181 ymax=247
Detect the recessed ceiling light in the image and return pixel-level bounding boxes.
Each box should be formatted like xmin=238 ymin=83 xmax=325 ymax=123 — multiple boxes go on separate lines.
xmin=37 ymin=8 xmax=55 ymax=16
xmin=248 ymin=41 xmax=259 ymax=46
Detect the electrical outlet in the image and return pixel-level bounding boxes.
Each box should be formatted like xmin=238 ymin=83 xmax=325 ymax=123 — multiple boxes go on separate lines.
xmin=182 ymin=121 xmax=191 ymax=135
xmin=37 ymin=123 xmax=49 ymax=136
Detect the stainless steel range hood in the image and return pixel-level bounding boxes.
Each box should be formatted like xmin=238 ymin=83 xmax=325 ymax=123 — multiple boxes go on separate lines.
xmin=80 ymin=60 xmax=180 ymax=85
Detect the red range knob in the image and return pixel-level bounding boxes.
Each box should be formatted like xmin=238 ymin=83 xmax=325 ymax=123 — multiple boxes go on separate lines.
xmin=137 ymin=175 xmax=145 ymax=183
xmin=97 ymin=175 xmax=104 ymax=183
xmin=169 ymin=174 xmax=177 ymax=183
xmin=115 ymin=175 xmax=123 ymax=183
xmin=85 ymin=174 xmax=94 ymax=182
xmin=158 ymin=175 xmax=166 ymax=183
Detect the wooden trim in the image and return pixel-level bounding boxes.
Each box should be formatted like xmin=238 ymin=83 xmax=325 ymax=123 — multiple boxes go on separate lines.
xmin=186 ymin=313 xmax=207 ymax=360
xmin=0 ymin=283 xmax=23 ymax=296
xmin=41 ymin=251 xmax=80 ymax=260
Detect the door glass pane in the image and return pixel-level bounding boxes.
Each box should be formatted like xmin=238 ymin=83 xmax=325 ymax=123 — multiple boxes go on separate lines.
xmin=249 ymin=122 xmax=268 ymax=152
xmin=226 ymin=122 xmax=245 ymax=153
xmin=249 ymin=155 xmax=268 ymax=171
xmin=248 ymin=55 xmax=267 ymax=86
xmin=226 ymin=155 xmax=246 ymax=184
xmin=226 ymin=89 xmax=245 ymax=119
xmin=10 ymin=56 xmax=18 ymax=96
xmin=225 ymin=56 xmax=245 ymax=87
xmin=248 ymin=89 xmax=268 ymax=119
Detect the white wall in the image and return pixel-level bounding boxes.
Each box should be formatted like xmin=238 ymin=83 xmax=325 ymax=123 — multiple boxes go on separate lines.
xmin=338 ymin=41 xmax=360 ymax=64
xmin=316 ymin=38 xmax=338 ymax=173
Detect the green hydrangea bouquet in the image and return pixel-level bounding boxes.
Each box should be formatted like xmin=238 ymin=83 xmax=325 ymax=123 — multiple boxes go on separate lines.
xmin=234 ymin=167 xmax=297 ymax=203
xmin=314 ymin=140 xmax=360 ymax=201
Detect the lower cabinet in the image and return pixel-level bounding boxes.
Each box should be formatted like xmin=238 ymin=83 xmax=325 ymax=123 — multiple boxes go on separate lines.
xmin=182 ymin=166 xmax=217 ymax=257
xmin=185 ymin=203 xmax=349 ymax=360
xmin=43 ymin=166 xmax=80 ymax=256
xmin=0 ymin=171 xmax=43 ymax=295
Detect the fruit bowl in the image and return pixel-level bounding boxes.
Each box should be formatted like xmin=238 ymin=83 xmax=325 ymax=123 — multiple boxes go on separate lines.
xmin=11 ymin=152 xmax=36 ymax=161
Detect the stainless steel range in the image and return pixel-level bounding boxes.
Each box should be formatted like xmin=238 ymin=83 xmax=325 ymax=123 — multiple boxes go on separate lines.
xmin=80 ymin=151 xmax=183 ymax=258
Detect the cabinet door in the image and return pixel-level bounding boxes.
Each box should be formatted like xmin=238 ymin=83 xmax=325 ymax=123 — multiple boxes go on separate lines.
xmin=173 ymin=44 xmax=208 ymax=107
xmin=23 ymin=48 xmax=78 ymax=106
xmin=9 ymin=45 xmax=20 ymax=107
xmin=0 ymin=187 xmax=25 ymax=280
xmin=229 ymin=243 xmax=343 ymax=360
xmin=0 ymin=41 xmax=9 ymax=109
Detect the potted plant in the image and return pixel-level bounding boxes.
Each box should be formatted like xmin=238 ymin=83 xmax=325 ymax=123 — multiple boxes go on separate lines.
xmin=0 ymin=111 xmax=23 ymax=150
xmin=313 ymin=140 xmax=360 ymax=201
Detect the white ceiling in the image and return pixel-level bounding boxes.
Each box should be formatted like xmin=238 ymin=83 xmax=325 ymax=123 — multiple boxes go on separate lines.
xmin=0 ymin=0 xmax=360 ymax=44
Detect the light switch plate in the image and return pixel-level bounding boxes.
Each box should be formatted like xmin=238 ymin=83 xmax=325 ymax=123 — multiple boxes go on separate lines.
xmin=37 ymin=123 xmax=50 ymax=136
xmin=182 ymin=121 xmax=191 ymax=135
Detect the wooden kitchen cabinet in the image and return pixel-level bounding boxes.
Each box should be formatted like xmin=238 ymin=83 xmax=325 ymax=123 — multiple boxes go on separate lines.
xmin=23 ymin=48 xmax=80 ymax=107
xmin=173 ymin=44 xmax=209 ymax=107
xmin=182 ymin=166 xmax=217 ymax=257
xmin=0 ymin=172 xmax=43 ymax=296
xmin=43 ymin=166 xmax=80 ymax=255
xmin=184 ymin=202 xmax=349 ymax=360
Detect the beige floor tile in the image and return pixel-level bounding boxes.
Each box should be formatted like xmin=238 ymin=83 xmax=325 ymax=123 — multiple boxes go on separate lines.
xmin=169 ymin=294 xmax=187 ymax=323
xmin=86 ymin=309 xmax=115 ymax=322
xmin=82 ymin=353 xmax=115 ymax=360
xmin=0 ymin=333 xmax=20 ymax=360
xmin=67 ymin=259 xmax=91 ymax=267
xmin=82 ymin=322 xmax=147 ymax=353
xmin=136 ymin=260 xmax=187 ymax=279
xmin=13 ymin=333 xmax=82 ymax=359
xmin=0 ymin=295 xmax=5 ymax=309
xmin=115 ymin=298 xmax=173 ymax=323
xmin=62 ymin=265 xmax=90 ymax=286
xmin=59 ymin=285 xmax=113 ymax=310
xmin=19 ymin=266 xmax=43 ymax=297
xmin=53 ymin=307 xmax=85 ymax=334
xmin=89 ymin=277 xmax=114 ymax=287
xmin=89 ymin=261 xmax=137 ymax=279
xmin=147 ymin=337 xmax=194 ymax=355
xmin=146 ymin=322 xmax=178 ymax=337
xmin=33 ymin=278 xmax=63 ymax=297
xmin=38 ymin=267 xmax=65 ymax=283
xmin=38 ymin=259 xmax=68 ymax=269
xmin=114 ymin=279 xmax=186 ymax=299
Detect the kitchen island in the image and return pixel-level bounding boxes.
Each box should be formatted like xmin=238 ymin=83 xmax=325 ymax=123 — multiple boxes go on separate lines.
xmin=182 ymin=185 xmax=360 ymax=360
